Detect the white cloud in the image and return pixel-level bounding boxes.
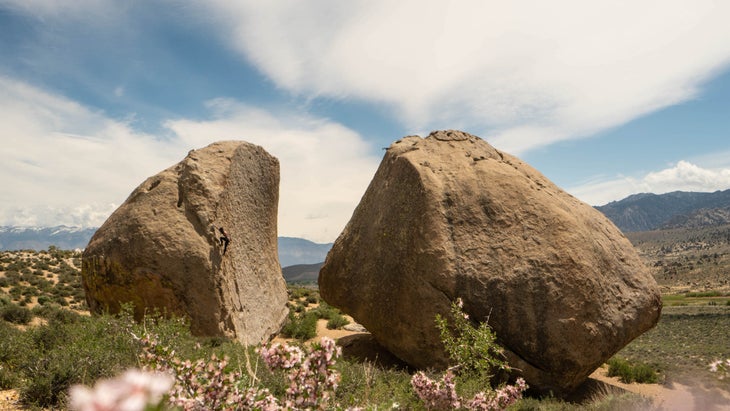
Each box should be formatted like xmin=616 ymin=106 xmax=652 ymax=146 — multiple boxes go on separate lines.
xmin=0 ymin=76 xmax=182 ymax=228
xmin=164 ymin=98 xmax=381 ymax=243
xmin=201 ymin=0 xmax=730 ymax=154
xmin=0 ymin=76 xmax=379 ymax=242
xmin=567 ymin=161 xmax=730 ymax=206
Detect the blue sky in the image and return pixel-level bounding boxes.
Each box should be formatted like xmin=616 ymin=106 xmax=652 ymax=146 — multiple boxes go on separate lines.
xmin=2 ymin=1 xmax=730 ymax=243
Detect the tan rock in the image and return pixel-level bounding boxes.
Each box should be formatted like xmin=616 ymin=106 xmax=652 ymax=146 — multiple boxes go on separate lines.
xmin=82 ymin=141 xmax=288 ymax=344
xmin=319 ymin=130 xmax=661 ymax=394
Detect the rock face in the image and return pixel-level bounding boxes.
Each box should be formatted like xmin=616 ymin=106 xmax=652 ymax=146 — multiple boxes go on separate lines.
xmin=82 ymin=141 xmax=288 ymax=345
xmin=319 ymin=130 xmax=662 ymax=394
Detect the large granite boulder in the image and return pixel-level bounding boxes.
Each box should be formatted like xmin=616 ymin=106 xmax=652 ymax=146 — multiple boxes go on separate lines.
xmin=319 ymin=130 xmax=661 ymax=394
xmin=82 ymin=141 xmax=288 ymax=345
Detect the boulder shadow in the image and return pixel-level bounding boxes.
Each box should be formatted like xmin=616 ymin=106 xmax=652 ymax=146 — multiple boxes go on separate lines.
xmin=337 ymin=333 xmax=411 ymax=370
xmin=564 ymin=377 xmax=630 ymax=404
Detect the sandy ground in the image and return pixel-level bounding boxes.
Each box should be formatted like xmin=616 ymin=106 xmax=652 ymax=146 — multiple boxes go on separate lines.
xmin=0 ymin=390 xmax=19 ymax=411
xmin=590 ymin=366 xmax=730 ymax=410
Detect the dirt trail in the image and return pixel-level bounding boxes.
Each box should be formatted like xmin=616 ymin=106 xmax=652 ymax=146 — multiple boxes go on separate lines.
xmin=590 ymin=367 xmax=730 ymax=410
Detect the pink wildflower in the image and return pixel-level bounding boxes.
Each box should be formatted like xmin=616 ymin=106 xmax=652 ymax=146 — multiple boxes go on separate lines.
xmin=69 ymin=369 xmax=173 ymax=411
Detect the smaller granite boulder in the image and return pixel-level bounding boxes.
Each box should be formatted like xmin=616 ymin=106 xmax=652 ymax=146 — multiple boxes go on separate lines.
xmin=82 ymin=141 xmax=288 ymax=345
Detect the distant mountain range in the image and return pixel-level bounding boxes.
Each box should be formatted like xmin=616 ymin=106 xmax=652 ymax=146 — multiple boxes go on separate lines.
xmin=277 ymin=237 xmax=332 ymax=268
xmin=0 ymin=226 xmax=332 ymax=270
xmin=281 ymin=262 xmax=324 ymax=283
xmin=0 ymin=226 xmax=97 ymax=251
xmin=595 ymin=189 xmax=730 ymax=232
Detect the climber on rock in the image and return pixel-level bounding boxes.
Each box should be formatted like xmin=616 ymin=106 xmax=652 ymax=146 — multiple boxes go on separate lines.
xmin=218 ymin=227 xmax=231 ymax=255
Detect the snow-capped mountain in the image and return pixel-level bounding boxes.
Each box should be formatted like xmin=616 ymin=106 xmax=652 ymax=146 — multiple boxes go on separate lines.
xmin=0 ymin=225 xmax=97 ymax=251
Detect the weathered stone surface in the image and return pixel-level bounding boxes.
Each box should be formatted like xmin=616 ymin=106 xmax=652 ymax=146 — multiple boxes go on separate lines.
xmin=82 ymin=141 xmax=288 ymax=345
xmin=319 ymin=130 xmax=661 ymax=394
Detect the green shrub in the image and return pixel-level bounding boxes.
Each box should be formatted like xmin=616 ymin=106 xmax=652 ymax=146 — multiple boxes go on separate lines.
xmin=326 ymin=313 xmax=350 ymax=330
xmin=0 ymin=320 xmax=22 ymax=362
xmin=4 ymin=269 xmax=22 ymax=280
xmin=9 ymin=286 xmax=22 ymax=299
xmin=53 ymin=295 xmax=69 ymax=306
xmin=281 ymin=311 xmax=318 ymax=341
xmin=686 ymin=291 xmax=723 ymax=298
xmin=32 ymin=305 xmax=81 ymax=324
xmin=13 ymin=308 xmax=193 ymax=408
xmin=436 ymin=299 xmax=508 ymax=380
xmin=335 ymin=359 xmax=420 ymax=409
xmin=309 ymin=302 xmax=340 ymax=320
xmin=607 ymin=357 xmax=659 ymax=384
xmin=1 ymin=302 xmax=33 ymax=324
xmin=289 ymin=287 xmax=310 ymax=300
xmin=0 ymin=364 xmax=19 ymax=390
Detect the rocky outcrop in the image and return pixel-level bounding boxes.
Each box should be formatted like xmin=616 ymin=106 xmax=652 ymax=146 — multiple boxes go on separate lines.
xmin=82 ymin=141 xmax=288 ymax=345
xmin=319 ymin=130 xmax=661 ymax=394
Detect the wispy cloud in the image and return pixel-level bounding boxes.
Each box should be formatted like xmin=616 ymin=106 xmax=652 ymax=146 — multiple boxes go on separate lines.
xmin=0 ymin=76 xmax=378 ymax=242
xmin=202 ymin=0 xmax=730 ymax=154
xmin=568 ymin=161 xmax=730 ymax=206
xmin=0 ymin=75 xmax=180 ymax=227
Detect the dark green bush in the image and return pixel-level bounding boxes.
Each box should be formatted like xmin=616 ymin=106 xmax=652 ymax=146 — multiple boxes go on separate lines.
xmin=13 ymin=309 xmax=192 ymax=408
xmin=281 ymin=311 xmax=318 ymax=341
xmin=289 ymin=287 xmax=310 ymax=300
xmin=0 ymin=364 xmax=19 ymax=390
xmin=1 ymin=302 xmax=33 ymax=324
xmin=53 ymin=295 xmax=69 ymax=306
xmin=309 ymin=302 xmax=340 ymax=320
xmin=326 ymin=313 xmax=350 ymax=330
xmin=31 ymin=305 xmax=81 ymax=324
xmin=9 ymin=286 xmax=22 ymax=299
xmin=335 ymin=359 xmax=420 ymax=409
xmin=0 ymin=320 xmax=22 ymax=362
xmin=607 ymin=357 xmax=659 ymax=384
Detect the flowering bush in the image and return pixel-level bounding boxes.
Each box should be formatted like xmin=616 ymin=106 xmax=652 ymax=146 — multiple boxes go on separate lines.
xmin=259 ymin=337 xmax=342 ymax=409
xmin=69 ymin=369 xmax=173 ymax=411
xmin=411 ymin=370 xmax=527 ymax=411
xmin=709 ymin=359 xmax=730 ymax=380
xmin=134 ymin=332 xmax=342 ymax=410
xmin=411 ymin=370 xmax=461 ymax=410
xmin=411 ymin=298 xmax=527 ymax=410
xmin=138 ymin=334 xmax=262 ymax=410
xmin=68 ymin=298 xmax=525 ymax=411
